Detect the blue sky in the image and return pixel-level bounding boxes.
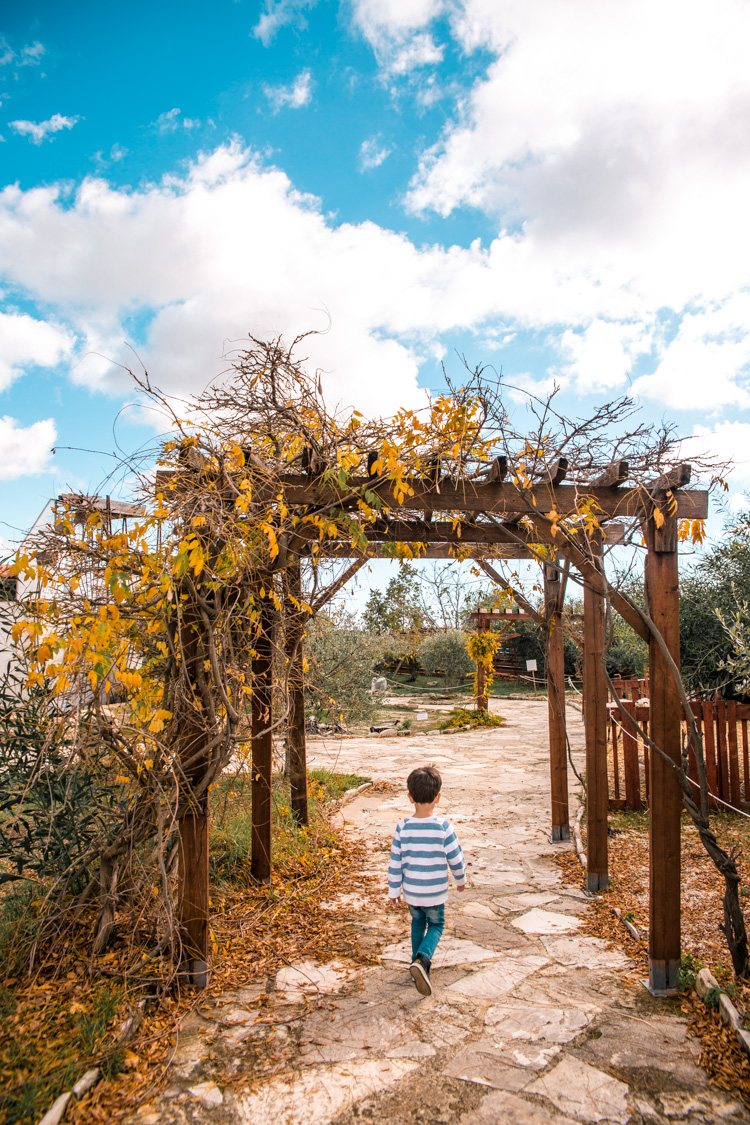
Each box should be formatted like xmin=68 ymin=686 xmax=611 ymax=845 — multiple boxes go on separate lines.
xmin=2 ymin=0 xmax=750 ymax=596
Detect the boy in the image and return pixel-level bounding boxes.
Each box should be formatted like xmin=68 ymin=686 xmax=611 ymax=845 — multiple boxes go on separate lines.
xmin=387 ymin=765 xmax=466 ymax=997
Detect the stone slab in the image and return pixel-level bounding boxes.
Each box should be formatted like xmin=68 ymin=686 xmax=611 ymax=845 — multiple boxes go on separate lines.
xmin=459 ymin=1089 xmax=579 ymax=1125
xmin=511 ymin=908 xmax=581 ymax=935
xmin=526 ymin=1056 xmax=631 ymax=1123
xmin=485 ymin=1003 xmax=593 ymax=1043
xmin=448 ymin=954 xmax=548 ymax=999
xmin=542 ymin=936 xmax=631 ymax=970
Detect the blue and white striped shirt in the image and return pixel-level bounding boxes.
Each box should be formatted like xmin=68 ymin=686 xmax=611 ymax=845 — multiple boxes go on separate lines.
xmin=388 ymin=815 xmax=466 ymax=906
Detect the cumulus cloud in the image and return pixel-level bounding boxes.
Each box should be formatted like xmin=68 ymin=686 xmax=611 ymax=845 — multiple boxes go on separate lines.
xmin=10 ymin=114 xmax=80 ymax=144
xmin=0 ymin=145 xmax=503 ymax=414
xmin=263 ymin=70 xmax=313 ymax=111
xmin=351 ymin=0 xmax=445 ymax=73
xmin=358 ymin=135 xmax=391 ymax=170
xmin=0 ymin=311 xmax=73 ymax=390
xmin=0 ymin=38 xmax=45 ymax=69
xmin=153 ymin=108 xmax=200 ymax=134
xmin=252 ymin=0 xmax=318 ymax=45
xmin=0 ymin=416 xmax=57 ymax=480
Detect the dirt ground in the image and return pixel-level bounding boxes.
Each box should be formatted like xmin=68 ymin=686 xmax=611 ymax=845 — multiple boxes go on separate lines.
xmin=129 ymin=699 xmax=750 ymax=1125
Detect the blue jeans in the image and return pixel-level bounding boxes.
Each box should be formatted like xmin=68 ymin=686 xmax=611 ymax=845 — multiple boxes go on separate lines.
xmin=408 ymin=903 xmax=445 ymax=963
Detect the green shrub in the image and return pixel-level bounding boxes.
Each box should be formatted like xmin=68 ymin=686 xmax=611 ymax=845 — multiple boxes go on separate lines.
xmin=438 ymin=707 xmax=506 ymax=730
xmin=417 ymin=630 xmax=473 ymax=686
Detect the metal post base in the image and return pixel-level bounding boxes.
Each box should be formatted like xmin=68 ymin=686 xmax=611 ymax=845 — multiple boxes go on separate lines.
xmin=586 ymin=873 xmax=609 ymax=893
xmin=549 ymin=825 xmax=571 ymax=843
xmin=183 ymin=958 xmax=210 ymax=989
xmin=642 ymin=958 xmax=680 ymax=996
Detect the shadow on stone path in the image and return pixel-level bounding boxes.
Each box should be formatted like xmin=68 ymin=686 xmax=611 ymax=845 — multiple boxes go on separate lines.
xmin=132 ymin=700 xmax=750 ymax=1125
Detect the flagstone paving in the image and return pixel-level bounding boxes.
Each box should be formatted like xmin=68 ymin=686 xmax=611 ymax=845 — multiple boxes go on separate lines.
xmin=132 ymin=699 xmax=750 ymax=1125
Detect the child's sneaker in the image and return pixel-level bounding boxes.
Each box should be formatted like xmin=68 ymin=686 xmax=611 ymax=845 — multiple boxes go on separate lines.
xmin=410 ymin=954 xmax=432 ymax=997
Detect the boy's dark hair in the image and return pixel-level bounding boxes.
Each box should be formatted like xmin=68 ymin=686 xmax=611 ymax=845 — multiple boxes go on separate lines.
xmin=407 ymin=765 xmax=442 ymax=804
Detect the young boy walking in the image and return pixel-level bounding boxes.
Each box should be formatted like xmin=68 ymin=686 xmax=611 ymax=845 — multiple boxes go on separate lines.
xmin=387 ymin=765 xmax=466 ymax=997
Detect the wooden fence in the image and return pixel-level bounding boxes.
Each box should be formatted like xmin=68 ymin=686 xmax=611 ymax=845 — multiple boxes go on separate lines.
xmin=607 ymin=692 xmax=750 ymax=814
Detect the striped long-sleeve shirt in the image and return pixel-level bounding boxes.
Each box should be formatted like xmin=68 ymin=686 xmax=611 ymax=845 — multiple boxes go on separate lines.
xmin=387 ymin=815 xmax=466 ymax=906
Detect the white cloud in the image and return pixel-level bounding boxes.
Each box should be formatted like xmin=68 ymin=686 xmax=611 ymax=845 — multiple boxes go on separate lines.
xmin=10 ymin=114 xmax=80 ymax=144
xmin=358 ymin=135 xmax=391 ymax=171
xmin=558 ymin=320 xmax=653 ymax=395
xmin=0 ymin=311 xmax=73 ymax=390
xmin=263 ymin=70 xmax=313 ymax=111
xmin=0 ymin=416 xmax=56 ymax=479
xmin=0 ymin=38 xmax=45 ymax=69
xmin=252 ymin=0 xmax=318 ymax=45
xmin=351 ymin=0 xmax=446 ymax=73
xmin=153 ymin=108 xmax=200 ymax=134
xmin=683 ymin=421 xmax=750 ymax=489
xmin=0 ymin=145 xmax=498 ymax=414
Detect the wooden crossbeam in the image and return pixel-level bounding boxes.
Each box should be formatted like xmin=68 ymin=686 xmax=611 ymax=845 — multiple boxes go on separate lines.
xmin=306 ymin=519 xmax=629 ymax=547
xmin=307 ymin=544 xmax=534 ymax=560
xmin=271 ymin=477 xmax=708 ymax=520
xmin=593 ymin=459 xmax=629 ymax=488
xmin=155 ymin=469 xmax=708 ymax=521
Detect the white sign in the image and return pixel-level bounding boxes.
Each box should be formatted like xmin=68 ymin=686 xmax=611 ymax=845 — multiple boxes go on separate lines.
xmin=526 ymin=659 xmax=538 ymax=672
xmin=416 ymin=711 xmax=428 ymax=721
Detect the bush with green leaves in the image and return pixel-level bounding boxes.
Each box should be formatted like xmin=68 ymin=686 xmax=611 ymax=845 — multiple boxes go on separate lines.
xmin=0 ymin=671 xmax=123 ymax=891
xmin=417 ymin=629 xmax=473 ymax=686
xmin=304 ymin=613 xmax=381 ymax=725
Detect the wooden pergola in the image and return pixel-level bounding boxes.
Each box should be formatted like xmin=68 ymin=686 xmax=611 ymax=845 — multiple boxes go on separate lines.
xmin=156 ymin=448 xmax=707 ymax=995
xmin=249 ymin=462 xmax=707 ymax=996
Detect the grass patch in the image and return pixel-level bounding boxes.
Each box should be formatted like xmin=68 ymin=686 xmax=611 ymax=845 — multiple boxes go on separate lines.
xmin=438 ymin=707 xmax=506 ymax=730
xmin=209 ymin=768 xmax=369 ymax=887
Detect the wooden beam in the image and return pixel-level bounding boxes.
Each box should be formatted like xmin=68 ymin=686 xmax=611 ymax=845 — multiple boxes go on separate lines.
xmin=583 ymin=533 xmax=609 ymax=892
xmin=545 ymin=564 xmax=570 ymax=841
xmin=284 ymin=560 xmax=308 ymax=827
xmin=523 ymin=512 xmax=650 ymax=643
xmin=155 ymin=469 xmax=708 ymax=521
xmin=593 ymin=460 xmax=629 ymax=488
xmin=543 ymin=457 xmax=568 ymax=486
xmin=311 ymin=558 xmax=367 ymax=612
xmin=270 ymin=476 xmax=708 ymax=520
xmin=477 ymin=560 xmax=545 ymax=626
xmin=650 ymin=462 xmax=691 ymax=492
xmin=251 ymin=591 xmax=274 ymax=884
xmin=645 ymin=509 xmax=682 ymax=993
xmin=484 ymin=456 xmax=508 ymax=482
xmin=311 ymin=544 xmax=534 ymax=560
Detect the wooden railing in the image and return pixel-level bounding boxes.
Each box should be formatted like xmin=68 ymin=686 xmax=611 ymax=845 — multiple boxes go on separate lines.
xmin=607 ymin=694 xmax=750 ymax=813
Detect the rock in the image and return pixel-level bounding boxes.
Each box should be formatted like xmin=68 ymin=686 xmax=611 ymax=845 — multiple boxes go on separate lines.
xmin=38 ymin=1093 xmax=72 ymax=1125
xmin=459 ymin=1089 xmax=579 ymax=1125
xmin=526 ymin=1056 xmax=631 ymax=1123
xmin=448 ymin=954 xmax=548 ymax=999
xmin=484 ymin=1003 xmax=592 ymax=1043
xmin=460 ymin=902 xmax=500 ymax=920
xmin=381 ymin=936 xmax=503 ymax=967
xmin=189 ymin=1081 xmax=224 ymax=1108
xmin=233 ymin=1059 xmax=417 ymax=1124
xmin=222 ymin=1007 xmax=255 ymax=1025
xmin=275 ymin=959 xmax=352 ymax=1000
xmin=71 ymin=1068 xmax=100 ymax=1097
xmin=720 ymin=992 xmax=742 ymax=1031
xmin=695 ymin=966 xmax=720 ymax=1001
xmin=542 ymin=935 xmax=630 ymax=970
xmin=386 ymin=1041 xmax=436 ymax=1058
xmin=738 ymin=1028 xmax=750 ymax=1056
xmin=511 ymin=908 xmax=581 ymax=935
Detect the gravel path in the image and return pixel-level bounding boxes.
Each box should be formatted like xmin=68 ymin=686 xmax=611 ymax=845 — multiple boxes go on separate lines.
xmin=134 ymin=699 xmax=749 ymax=1125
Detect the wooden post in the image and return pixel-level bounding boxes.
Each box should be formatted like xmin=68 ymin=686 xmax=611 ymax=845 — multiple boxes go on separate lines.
xmin=583 ymin=535 xmax=608 ymax=891
xmin=251 ymin=587 xmax=274 ymax=884
xmin=544 ymin=564 xmax=569 ymax=841
xmin=284 ymin=559 xmax=309 ymax=826
xmin=177 ymin=608 xmax=210 ymax=987
xmin=475 ymin=613 xmax=489 ymax=712
xmin=645 ymin=505 xmax=681 ymax=993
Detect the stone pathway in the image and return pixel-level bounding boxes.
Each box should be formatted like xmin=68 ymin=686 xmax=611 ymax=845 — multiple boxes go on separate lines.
xmin=133 ymin=700 xmax=750 ymax=1125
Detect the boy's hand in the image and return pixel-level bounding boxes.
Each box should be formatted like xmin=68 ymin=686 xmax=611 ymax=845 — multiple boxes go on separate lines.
xmin=457 ymin=883 xmax=466 ymax=893
xmin=387 ymin=894 xmax=402 ymax=908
